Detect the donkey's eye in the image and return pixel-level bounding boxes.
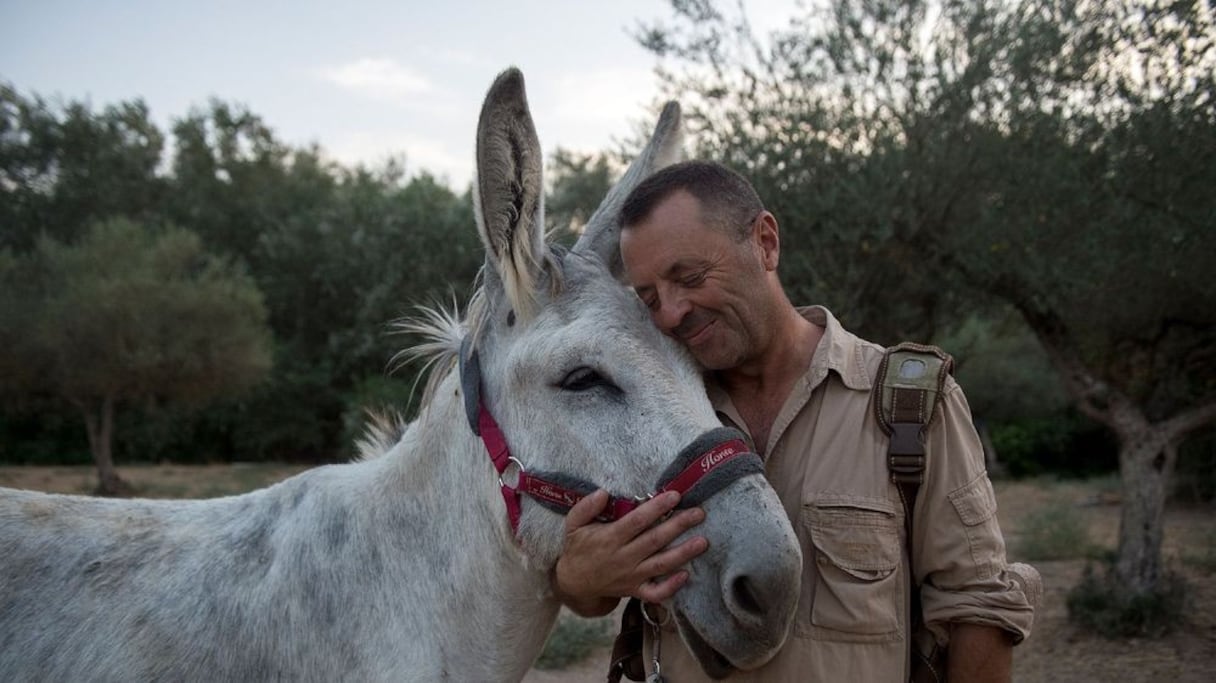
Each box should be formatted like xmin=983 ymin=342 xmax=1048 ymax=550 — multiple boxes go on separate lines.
xmin=560 ymin=367 xmax=616 ymax=392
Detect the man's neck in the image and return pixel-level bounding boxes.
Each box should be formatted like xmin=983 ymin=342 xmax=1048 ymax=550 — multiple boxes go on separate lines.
xmin=718 ymin=306 xmax=821 ymax=399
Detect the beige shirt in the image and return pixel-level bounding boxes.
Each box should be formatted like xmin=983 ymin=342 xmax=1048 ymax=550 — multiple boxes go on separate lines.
xmin=645 ymin=306 xmax=1036 ymax=682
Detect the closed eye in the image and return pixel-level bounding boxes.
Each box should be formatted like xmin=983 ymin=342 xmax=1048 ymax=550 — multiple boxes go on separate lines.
xmin=679 ymin=269 xmax=708 ymax=287
xmin=560 ymin=367 xmax=618 ymax=393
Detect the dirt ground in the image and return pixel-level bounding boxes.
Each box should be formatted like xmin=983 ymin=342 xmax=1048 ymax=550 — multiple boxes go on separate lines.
xmin=3 ymin=465 xmax=1213 ymax=681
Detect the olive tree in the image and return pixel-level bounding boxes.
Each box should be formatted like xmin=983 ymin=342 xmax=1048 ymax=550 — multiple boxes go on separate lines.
xmin=1 ymin=219 xmax=272 ymax=494
xmin=640 ymin=0 xmax=1216 ymax=598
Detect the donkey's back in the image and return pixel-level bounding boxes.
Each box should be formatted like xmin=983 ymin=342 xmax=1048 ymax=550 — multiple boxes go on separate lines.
xmin=0 ymin=463 xmax=426 ymax=681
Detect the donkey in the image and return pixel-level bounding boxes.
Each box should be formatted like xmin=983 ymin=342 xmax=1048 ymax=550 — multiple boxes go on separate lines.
xmin=0 ymin=69 xmax=800 ymax=681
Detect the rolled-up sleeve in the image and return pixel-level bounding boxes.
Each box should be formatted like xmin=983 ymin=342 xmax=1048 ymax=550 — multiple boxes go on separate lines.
xmin=912 ymin=380 xmax=1040 ymax=645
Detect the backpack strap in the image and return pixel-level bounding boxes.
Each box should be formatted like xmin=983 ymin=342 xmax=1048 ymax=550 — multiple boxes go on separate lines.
xmin=874 ymin=342 xmax=954 ymax=502
xmin=873 ymin=342 xmax=953 ymax=683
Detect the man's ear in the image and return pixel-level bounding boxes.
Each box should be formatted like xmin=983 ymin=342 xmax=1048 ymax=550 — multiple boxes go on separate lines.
xmin=754 ymin=211 xmax=780 ymax=272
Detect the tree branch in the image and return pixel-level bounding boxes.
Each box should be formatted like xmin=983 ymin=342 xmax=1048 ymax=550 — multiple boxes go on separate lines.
xmin=1162 ymin=400 xmax=1216 ymax=443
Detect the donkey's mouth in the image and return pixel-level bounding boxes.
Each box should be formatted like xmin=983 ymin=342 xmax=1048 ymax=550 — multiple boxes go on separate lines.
xmin=676 ymin=612 xmax=736 ymax=680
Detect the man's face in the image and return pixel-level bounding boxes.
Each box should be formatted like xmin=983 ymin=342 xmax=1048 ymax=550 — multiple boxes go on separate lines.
xmin=620 ymin=190 xmax=770 ymax=370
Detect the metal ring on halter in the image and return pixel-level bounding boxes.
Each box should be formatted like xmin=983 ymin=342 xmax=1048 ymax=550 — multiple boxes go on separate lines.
xmin=640 ymin=601 xmax=671 ymax=628
xmin=498 ymin=456 xmax=525 ymax=489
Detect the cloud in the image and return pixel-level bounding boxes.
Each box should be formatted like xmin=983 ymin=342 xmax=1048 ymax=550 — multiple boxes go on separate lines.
xmin=324 ymin=129 xmax=474 ymax=189
xmin=317 ymin=58 xmax=432 ymax=101
xmin=553 ymin=67 xmax=657 ymax=125
xmin=538 ymin=67 xmax=659 ymax=154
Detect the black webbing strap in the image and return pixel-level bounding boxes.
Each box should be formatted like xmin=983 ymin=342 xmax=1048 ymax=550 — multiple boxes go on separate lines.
xmin=607 ymin=598 xmax=646 ymax=682
xmin=873 ymin=342 xmax=953 ymax=683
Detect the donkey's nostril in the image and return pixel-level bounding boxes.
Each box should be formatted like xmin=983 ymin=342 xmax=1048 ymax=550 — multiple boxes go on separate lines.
xmin=730 ymin=575 xmax=766 ymax=618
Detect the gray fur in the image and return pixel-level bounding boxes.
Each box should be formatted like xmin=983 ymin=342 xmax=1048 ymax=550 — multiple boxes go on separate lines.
xmin=0 ymin=68 xmax=801 ymax=682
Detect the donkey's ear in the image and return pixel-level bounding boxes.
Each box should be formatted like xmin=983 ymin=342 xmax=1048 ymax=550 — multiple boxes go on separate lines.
xmin=474 ymin=68 xmax=546 ymax=319
xmin=572 ymin=101 xmax=683 ymax=274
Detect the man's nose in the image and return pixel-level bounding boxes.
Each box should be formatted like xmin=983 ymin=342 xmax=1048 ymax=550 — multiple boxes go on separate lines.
xmin=653 ymin=290 xmax=691 ymax=334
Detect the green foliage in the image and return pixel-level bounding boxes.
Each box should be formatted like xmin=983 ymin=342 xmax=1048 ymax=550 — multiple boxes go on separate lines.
xmin=990 ymin=414 xmax=1116 ymax=479
xmin=0 ymin=409 xmax=86 ymax=465
xmin=1182 ymin=529 xmax=1216 ymax=574
xmin=637 ymin=0 xmax=1216 ymax=599
xmin=10 ymin=218 xmax=272 ymax=405
xmin=640 ymin=0 xmax=1216 ymax=396
xmin=0 ymin=219 xmax=272 ymax=474
xmin=1172 ymin=427 xmax=1216 ymax=503
xmin=0 ymin=85 xmax=167 ymax=251
xmin=937 ymin=311 xmax=1068 ymax=421
xmin=534 ymin=613 xmax=614 ymax=670
xmin=545 ymin=148 xmax=619 ymax=243
xmin=1067 ymin=561 xmax=1187 ymax=638
xmin=339 ymin=374 xmax=422 ymax=458
xmin=1 ymin=83 xmax=487 ymax=464
xmin=1014 ymin=500 xmax=1099 ymax=561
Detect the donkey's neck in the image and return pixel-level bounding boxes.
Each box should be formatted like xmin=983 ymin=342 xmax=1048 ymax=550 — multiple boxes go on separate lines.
xmin=371 ymin=370 xmax=561 ymax=679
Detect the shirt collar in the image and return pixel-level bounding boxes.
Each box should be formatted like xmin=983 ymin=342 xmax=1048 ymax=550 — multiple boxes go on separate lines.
xmin=800 ymin=305 xmax=873 ymax=392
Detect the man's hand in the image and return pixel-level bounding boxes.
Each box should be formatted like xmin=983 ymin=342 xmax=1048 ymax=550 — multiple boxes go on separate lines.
xmin=551 ymin=489 xmax=708 ymax=617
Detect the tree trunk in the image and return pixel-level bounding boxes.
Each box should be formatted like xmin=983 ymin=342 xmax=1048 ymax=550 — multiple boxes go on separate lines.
xmin=1114 ymin=427 xmax=1176 ymax=595
xmin=81 ymin=395 xmax=132 ymax=496
xmin=1007 ymin=304 xmax=1216 ymax=597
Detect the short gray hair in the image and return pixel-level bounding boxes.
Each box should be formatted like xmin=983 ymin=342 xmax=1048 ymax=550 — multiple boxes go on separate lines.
xmin=619 ymin=160 xmax=763 ymax=241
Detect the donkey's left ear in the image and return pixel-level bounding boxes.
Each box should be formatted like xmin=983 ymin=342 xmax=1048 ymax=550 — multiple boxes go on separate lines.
xmin=474 ymin=68 xmax=546 ymax=319
xmin=573 ymin=101 xmax=683 ymax=275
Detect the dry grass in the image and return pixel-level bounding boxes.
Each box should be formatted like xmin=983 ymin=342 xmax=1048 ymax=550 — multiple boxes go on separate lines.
xmin=0 ymin=462 xmax=312 ymax=499
xmin=3 ymin=465 xmax=1214 ymax=681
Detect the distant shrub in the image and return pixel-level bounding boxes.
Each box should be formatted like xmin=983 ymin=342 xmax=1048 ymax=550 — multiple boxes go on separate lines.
xmin=1067 ymin=562 xmax=1187 ymax=638
xmin=339 ymin=374 xmax=425 ymax=458
xmin=1183 ymin=529 xmax=1216 ymax=573
xmin=1015 ymin=500 xmax=1099 ymax=561
xmin=1172 ymin=428 xmax=1216 ymax=503
xmin=990 ymin=414 xmax=1117 ymax=478
xmin=534 ymin=613 xmax=614 ymax=670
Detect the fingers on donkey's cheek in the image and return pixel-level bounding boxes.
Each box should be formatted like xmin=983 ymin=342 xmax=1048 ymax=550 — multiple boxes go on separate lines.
xmin=656 ymin=491 xmax=680 ymax=510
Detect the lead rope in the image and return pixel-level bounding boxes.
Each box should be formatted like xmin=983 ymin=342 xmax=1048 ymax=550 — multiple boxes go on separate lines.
xmin=642 ymin=603 xmax=669 ymax=683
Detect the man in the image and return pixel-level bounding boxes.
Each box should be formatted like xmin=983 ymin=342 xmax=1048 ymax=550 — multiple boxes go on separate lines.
xmin=552 ymin=160 xmax=1039 ymax=681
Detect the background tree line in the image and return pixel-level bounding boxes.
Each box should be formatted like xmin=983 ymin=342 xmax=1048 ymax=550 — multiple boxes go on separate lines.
xmin=1 ymin=0 xmax=1212 ymax=616
xmin=0 ymin=90 xmax=491 ymax=491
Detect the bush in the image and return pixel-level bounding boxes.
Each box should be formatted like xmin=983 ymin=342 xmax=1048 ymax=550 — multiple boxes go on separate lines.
xmin=990 ymin=413 xmax=1117 ymax=478
xmin=1172 ymin=427 xmax=1216 ymax=503
xmin=1067 ymin=562 xmax=1188 ymax=638
xmin=1183 ymin=529 xmax=1216 ymax=573
xmin=0 ymin=408 xmax=89 ymax=465
xmin=338 ymin=374 xmax=424 ymax=458
xmin=1015 ymin=500 xmax=1099 ymax=561
xmin=534 ymin=613 xmax=614 ymax=670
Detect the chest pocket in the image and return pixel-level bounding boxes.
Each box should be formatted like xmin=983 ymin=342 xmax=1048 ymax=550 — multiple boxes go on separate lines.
xmin=803 ymin=496 xmax=904 ymax=642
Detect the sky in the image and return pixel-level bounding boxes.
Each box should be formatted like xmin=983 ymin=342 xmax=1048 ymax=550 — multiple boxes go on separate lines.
xmin=2 ymin=0 xmax=798 ymax=190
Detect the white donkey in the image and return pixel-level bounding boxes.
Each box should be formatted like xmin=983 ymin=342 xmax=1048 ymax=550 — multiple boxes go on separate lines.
xmin=0 ymin=69 xmax=800 ymax=682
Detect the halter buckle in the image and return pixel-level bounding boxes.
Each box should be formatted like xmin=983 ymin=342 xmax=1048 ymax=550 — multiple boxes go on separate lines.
xmin=640 ymin=602 xmax=671 ymax=628
xmin=498 ymin=456 xmax=525 ymax=490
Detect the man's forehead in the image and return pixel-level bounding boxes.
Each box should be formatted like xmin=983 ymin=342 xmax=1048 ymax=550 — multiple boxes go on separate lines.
xmin=623 ymin=240 xmax=716 ymax=289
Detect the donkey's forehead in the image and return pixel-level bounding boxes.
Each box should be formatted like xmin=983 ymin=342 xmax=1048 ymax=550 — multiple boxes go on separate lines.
xmin=546 ymin=250 xmax=648 ymax=326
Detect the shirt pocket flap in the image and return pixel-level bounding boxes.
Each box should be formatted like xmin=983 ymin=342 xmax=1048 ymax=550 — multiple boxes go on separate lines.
xmin=805 ymin=496 xmax=901 ymax=578
xmin=948 ymin=474 xmax=998 ymax=526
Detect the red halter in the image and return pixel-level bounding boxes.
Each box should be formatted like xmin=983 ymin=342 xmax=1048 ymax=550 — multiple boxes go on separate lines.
xmin=473 ymin=398 xmax=757 ymax=536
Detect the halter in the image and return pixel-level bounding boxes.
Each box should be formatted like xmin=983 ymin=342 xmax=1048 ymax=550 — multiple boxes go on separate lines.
xmin=459 ymin=338 xmax=763 ymax=536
